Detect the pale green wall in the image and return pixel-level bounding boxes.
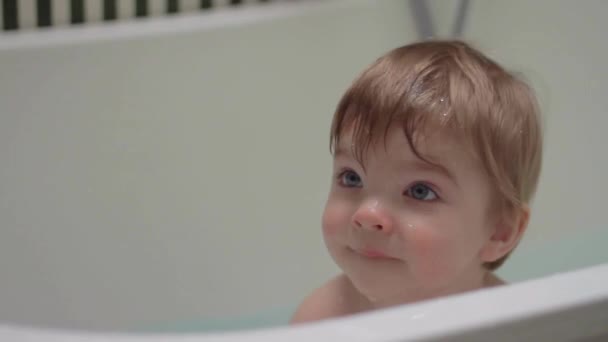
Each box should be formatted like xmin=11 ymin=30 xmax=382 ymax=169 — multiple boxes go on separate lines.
xmin=1 ymin=0 xmax=607 ymax=333
xmin=456 ymin=0 xmax=608 ymax=281
xmin=0 ymin=0 xmax=417 ymax=331
xmin=418 ymin=0 xmax=608 ymax=282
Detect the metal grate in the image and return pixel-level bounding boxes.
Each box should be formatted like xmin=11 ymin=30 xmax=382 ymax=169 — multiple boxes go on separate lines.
xmin=2 ymin=0 xmax=276 ymax=32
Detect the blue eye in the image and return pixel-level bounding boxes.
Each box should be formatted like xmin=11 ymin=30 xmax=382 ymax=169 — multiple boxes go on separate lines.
xmin=338 ymin=170 xmax=362 ymax=188
xmin=405 ymin=183 xmax=438 ymax=201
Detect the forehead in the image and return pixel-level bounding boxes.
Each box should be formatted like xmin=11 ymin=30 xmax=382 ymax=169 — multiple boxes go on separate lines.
xmin=336 ymin=125 xmax=469 ymax=164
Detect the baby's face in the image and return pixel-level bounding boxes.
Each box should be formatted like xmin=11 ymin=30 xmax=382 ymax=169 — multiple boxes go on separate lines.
xmin=322 ymin=126 xmax=497 ymax=305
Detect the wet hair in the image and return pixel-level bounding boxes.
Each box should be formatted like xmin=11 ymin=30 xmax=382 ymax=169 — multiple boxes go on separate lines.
xmin=330 ymin=40 xmax=543 ymax=270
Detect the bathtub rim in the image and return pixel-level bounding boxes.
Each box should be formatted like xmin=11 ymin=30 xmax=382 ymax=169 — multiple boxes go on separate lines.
xmin=1 ymin=261 xmax=607 ymax=341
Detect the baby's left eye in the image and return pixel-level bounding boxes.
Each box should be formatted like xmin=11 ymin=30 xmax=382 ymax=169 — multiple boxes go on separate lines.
xmin=405 ymin=183 xmax=438 ymax=201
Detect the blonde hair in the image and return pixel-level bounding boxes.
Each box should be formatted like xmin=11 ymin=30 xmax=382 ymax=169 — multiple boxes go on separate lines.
xmin=330 ymin=40 xmax=543 ymax=270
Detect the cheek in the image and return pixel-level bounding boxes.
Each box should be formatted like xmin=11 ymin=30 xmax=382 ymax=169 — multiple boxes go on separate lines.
xmin=403 ymin=221 xmax=477 ymax=282
xmin=321 ymin=197 xmax=352 ymax=237
xmin=407 ymin=227 xmax=452 ymax=266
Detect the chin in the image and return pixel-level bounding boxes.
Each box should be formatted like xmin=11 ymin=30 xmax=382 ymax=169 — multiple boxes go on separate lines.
xmin=348 ymin=274 xmax=417 ymax=307
xmin=343 ymin=266 xmax=412 ymax=299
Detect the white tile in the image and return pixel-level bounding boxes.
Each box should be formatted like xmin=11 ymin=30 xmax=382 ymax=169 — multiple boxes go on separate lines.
xmin=18 ymin=0 xmax=36 ymax=29
xmin=149 ymin=0 xmax=166 ymax=16
xmin=181 ymin=0 xmax=201 ymax=12
xmin=52 ymin=0 xmax=71 ymax=27
xmin=85 ymin=0 xmax=104 ymax=23
xmin=215 ymin=0 xmax=232 ymax=9
xmin=117 ymin=0 xmax=135 ymax=19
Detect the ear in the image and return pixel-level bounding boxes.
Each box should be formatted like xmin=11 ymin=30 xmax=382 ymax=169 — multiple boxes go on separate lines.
xmin=479 ymin=205 xmax=530 ymax=263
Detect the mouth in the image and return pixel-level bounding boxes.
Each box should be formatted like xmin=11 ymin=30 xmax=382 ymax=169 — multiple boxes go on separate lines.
xmin=350 ymin=247 xmax=398 ymax=260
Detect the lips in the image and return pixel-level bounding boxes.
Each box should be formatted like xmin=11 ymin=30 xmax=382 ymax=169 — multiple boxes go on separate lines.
xmin=352 ymin=247 xmax=397 ymax=260
xmin=361 ymin=249 xmax=389 ymax=258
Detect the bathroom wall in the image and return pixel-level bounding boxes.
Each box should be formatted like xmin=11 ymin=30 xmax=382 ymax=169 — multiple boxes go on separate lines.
xmin=1 ymin=0 xmax=607 ymax=332
xmin=0 ymin=0 xmax=416 ymax=331
xmin=453 ymin=0 xmax=608 ymax=280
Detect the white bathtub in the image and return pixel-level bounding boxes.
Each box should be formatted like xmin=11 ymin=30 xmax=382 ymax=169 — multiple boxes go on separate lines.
xmin=1 ymin=0 xmax=608 ymax=340
xmin=2 ymin=262 xmax=608 ymax=341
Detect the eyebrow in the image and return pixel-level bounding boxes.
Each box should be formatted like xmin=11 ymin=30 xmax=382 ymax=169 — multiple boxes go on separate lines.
xmin=333 ymin=145 xmax=458 ymax=186
xmin=333 ymin=146 xmax=350 ymax=158
xmin=408 ymin=159 xmax=458 ymax=186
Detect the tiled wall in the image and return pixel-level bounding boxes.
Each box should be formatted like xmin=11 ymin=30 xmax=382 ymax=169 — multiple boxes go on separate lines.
xmin=1 ymin=0 xmax=276 ymax=31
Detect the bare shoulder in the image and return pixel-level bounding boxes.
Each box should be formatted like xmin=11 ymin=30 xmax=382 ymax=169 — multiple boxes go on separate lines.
xmin=290 ymin=274 xmax=358 ymax=325
xmin=485 ymin=272 xmax=507 ymax=287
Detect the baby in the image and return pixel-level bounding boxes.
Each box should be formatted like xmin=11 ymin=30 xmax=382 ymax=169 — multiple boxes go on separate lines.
xmin=291 ymin=40 xmax=543 ymax=323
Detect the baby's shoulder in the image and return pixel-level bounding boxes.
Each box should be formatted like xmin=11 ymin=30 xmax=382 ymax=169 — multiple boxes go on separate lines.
xmin=289 ymin=274 xmax=357 ymax=324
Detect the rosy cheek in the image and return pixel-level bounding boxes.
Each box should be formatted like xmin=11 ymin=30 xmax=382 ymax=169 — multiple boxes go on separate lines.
xmin=405 ymin=226 xmax=453 ymax=280
xmin=407 ymin=227 xmax=446 ymax=259
xmin=321 ymin=199 xmax=351 ymax=237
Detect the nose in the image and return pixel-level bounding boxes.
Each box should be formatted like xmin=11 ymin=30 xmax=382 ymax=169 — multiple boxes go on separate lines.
xmin=352 ymin=200 xmax=393 ymax=233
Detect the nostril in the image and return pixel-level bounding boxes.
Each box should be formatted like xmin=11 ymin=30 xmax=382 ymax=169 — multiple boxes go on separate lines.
xmin=374 ymin=224 xmax=383 ymax=230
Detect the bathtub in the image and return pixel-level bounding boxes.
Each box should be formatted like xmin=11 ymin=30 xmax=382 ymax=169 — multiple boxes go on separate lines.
xmin=1 ymin=262 xmax=607 ymax=341
xmin=1 ymin=0 xmax=608 ymax=341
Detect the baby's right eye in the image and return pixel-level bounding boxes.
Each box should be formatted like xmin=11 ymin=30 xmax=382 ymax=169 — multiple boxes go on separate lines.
xmin=338 ymin=170 xmax=363 ymax=188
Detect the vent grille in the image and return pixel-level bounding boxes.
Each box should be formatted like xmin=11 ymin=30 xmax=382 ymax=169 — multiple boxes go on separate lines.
xmin=2 ymin=0 xmax=275 ymax=32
